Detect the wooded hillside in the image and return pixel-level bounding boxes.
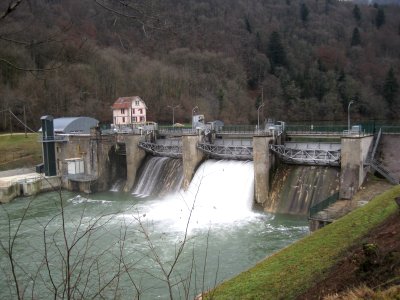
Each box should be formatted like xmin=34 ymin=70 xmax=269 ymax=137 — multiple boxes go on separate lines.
xmin=0 ymin=0 xmax=399 ymax=130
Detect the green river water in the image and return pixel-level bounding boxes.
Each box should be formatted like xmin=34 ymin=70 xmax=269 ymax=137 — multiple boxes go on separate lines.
xmin=0 ymin=160 xmax=309 ymax=299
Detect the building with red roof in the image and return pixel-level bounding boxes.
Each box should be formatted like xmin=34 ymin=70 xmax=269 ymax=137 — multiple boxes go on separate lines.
xmin=111 ymin=96 xmax=147 ymax=125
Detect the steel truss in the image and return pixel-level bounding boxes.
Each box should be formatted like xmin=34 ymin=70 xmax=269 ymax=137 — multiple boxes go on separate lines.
xmin=138 ymin=142 xmax=182 ymax=158
xmin=197 ymin=143 xmax=253 ymax=160
xmin=270 ymin=144 xmax=340 ymax=166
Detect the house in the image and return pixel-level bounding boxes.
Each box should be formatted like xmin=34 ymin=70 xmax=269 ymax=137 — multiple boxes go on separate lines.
xmin=111 ymin=96 xmax=147 ymax=126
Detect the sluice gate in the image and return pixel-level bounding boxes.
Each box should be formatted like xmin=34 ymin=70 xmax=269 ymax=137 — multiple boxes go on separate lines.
xmin=269 ymin=145 xmax=341 ymax=166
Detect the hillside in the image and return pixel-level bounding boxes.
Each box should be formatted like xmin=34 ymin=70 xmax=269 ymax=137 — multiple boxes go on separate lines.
xmin=0 ymin=0 xmax=399 ymax=131
xmin=298 ymin=211 xmax=400 ymax=299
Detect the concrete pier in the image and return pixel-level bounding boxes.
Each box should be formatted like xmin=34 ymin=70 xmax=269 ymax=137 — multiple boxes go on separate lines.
xmin=253 ymin=135 xmax=275 ymax=205
xmin=182 ymin=135 xmax=204 ymax=190
xmin=124 ymin=135 xmax=146 ymax=192
xmin=339 ymin=135 xmax=373 ymax=199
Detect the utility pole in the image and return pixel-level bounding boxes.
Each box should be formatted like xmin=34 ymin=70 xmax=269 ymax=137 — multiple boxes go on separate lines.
xmin=347 ymin=100 xmax=354 ymax=133
xmin=24 ymin=105 xmax=27 ymax=138
xmin=9 ymin=108 xmax=12 ymax=136
xmin=167 ymin=104 xmax=180 ymax=126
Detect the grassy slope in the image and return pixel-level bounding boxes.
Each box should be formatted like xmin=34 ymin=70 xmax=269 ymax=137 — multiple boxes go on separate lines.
xmin=210 ymin=185 xmax=400 ymax=299
xmin=0 ymin=133 xmax=42 ymax=171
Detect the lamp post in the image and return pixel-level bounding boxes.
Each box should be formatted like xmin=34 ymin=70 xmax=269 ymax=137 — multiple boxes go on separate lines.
xmin=257 ymin=87 xmax=264 ymax=132
xmin=167 ymin=104 xmax=180 ymax=126
xmin=347 ymin=100 xmax=354 ymax=133
xmin=192 ymin=106 xmax=198 ymax=128
xmin=257 ymin=102 xmax=265 ymax=132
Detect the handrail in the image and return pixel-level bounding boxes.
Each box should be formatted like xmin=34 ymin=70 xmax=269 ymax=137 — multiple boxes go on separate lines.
xmin=367 ymin=158 xmax=398 ymax=185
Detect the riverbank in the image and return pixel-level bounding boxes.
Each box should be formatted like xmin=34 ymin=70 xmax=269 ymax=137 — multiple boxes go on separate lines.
xmin=208 ymin=183 xmax=400 ymax=299
xmin=0 ymin=133 xmax=42 ymax=171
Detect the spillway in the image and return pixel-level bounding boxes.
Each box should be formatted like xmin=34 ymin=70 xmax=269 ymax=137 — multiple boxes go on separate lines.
xmin=266 ymin=164 xmax=340 ymax=215
xmin=142 ymin=159 xmax=257 ymax=231
xmin=132 ymin=156 xmax=183 ymax=197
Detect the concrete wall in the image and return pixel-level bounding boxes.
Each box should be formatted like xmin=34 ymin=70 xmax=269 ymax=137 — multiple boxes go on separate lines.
xmin=124 ymin=135 xmax=146 ymax=191
xmin=253 ymin=136 xmax=274 ymax=205
xmin=55 ymin=135 xmax=92 ymax=185
xmin=0 ymin=176 xmax=61 ymax=203
xmin=340 ymin=135 xmax=373 ymax=199
xmin=182 ymin=135 xmax=204 ymax=190
xmin=376 ymin=134 xmax=400 ymax=182
xmin=90 ymin=135 xmax=118 ymax=191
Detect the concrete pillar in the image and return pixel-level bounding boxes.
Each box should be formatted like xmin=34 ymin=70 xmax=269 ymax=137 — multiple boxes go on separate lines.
xmin=340 ymin=135 xmax=373 ymax=199
xmin=182 ymin=135 xmax=204 ymax=190
xmin=253 ymin=136 xmax=274 ymax=205
xmin=124 ymin=135 xmax=146 ymax=192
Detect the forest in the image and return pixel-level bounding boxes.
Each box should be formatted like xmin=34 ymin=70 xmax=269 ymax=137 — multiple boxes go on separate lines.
xmin=0 ymin=0 xmax=399 ymax=130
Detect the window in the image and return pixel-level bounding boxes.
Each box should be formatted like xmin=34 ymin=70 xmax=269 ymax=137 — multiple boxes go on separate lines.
xmin=132 ymin=117 xmax=137 ymax=122
xmin=140 ymin=116 xmax=145 ymax=122
xmin=122 ymin=117 xmax=125 ymax=123
xmin=139 ymin=109 xmax=143 ymax=114
xmin=121 ymin=109 xmax=125 ymax=114
xmin=132 ymin=108 xmax=135 ymax=114
xmin=135 ymin=100 xmax=140 ymax=106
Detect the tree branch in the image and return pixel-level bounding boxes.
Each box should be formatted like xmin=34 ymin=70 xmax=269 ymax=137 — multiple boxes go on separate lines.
xmin=0 ymin=0 xmax=24 ymax=21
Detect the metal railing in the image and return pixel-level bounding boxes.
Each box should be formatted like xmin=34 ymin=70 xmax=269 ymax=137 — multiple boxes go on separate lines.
xmin=309 ymin=192 xmax=340 ymax=218
xmin=138 ymin=141 xmax=182 ymax=158
xmin=158 ymin=127 xmax=198 ymax=135
xmin=381 ymin=126 xmax=400 ymax=134
xmin=270 ymin=144 xmax=341 ymax=166
xmin=197 ymin=143 xmax=253 ymax=160
xmin=366 ymin=158 xmax=398 ymax=185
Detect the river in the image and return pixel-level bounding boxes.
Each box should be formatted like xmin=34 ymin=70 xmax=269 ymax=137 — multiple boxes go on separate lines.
xmin=0 ymin=160 xmax=308 ymax=299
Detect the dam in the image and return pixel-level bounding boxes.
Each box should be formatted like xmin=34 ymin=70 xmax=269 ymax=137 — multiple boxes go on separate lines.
xmin=1 ymin=117 xmax=399 ymax=224
xmin=1 ymin=118 xmax=399 ymax=299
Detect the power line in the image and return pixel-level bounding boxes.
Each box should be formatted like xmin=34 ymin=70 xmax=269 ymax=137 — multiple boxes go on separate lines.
xmin=2 ymin=108 xmax=37 ymax=133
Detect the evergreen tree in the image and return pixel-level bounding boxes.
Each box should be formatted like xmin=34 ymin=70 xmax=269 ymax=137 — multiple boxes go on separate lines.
xmin=375 ymin=8 xmax=385 ymax=29
xmin=383 ymin=67 xmax=399 ymax=106
xmin=353 ymin=5 xmax=361 ymax=23
xmin=300 ymin=3 xmax=309 ymax=24
xmin=351 ymin=27 xmax=361 ymax=46
xmin=267 ymin=31 xmax=287 ymax=73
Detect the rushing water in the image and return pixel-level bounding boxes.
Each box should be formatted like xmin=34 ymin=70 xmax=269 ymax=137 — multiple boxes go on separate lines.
xmin=133 ymin=156 xmax=183 ymax=197
xmin=0 ymin=160 xmax=308 ymax=299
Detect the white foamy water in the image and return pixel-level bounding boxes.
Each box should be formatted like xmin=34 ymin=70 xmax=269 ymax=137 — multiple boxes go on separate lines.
xmin=129 ymin=159 xmax=259 ymax=232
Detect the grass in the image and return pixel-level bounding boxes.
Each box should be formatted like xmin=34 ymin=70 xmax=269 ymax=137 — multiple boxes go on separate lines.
xmin=209 ymin=185 xmax=400 ymax=299
xmin=0 ymin=133 xmax=42 ymax=171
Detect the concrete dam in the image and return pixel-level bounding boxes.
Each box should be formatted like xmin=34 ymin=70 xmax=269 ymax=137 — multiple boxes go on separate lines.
xmin=2 ymin=118 xmax=399 ymax=224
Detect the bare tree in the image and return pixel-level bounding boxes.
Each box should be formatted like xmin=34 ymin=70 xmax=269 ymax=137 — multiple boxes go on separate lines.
xmin=0 ymin=175 xmax=219 ymax=299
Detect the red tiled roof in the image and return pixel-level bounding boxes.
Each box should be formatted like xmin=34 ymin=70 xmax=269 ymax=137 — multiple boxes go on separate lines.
xmin=111 ymin=96 xmax=145 ymax=109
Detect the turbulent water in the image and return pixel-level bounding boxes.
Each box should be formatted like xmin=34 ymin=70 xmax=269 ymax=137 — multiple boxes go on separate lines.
xmin=132 ymin=156 xmax=183 ymax=197
xmin=267 ymin=164 xmax=340 ymax=215
xmin=0 ymin=159 xmax=309 ymax=299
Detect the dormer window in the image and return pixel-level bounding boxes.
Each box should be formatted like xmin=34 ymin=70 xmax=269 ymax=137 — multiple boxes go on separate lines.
xmin=135 ymin=100 xmax=140 ymax=106
xmin=121 ymin=109 xmax=125 ymax=114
